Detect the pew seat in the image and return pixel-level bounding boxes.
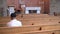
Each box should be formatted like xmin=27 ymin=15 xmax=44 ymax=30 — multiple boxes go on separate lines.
xmin=0 ymin=24 xmax=60 ymax=33
xmin=0 ymin=29 xmax=60 ymax=34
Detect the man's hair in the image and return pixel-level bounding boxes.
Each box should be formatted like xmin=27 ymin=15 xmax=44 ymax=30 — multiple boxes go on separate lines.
xmin=11 ymin=13 xmax=16 ymax=18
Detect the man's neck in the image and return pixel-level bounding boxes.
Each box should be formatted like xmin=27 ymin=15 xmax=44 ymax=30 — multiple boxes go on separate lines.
xmin=11 ymin=18 xmax=16 ymax=20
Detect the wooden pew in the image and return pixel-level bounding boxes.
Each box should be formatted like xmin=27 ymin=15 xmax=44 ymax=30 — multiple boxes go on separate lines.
xmin=22 ymin=21 xmax=59 ymax=25
xmin=0 ymin=24 xmax=60 ymax=33
xmin=0 ymin=21 xmax=59 ymax=27
xmin=0 ymin=17 xmax=60 ymax=26
xmin=0 ymin=20 xmax=60 ymax=26
xmin=21 ymin=30 xmax=60 ymax=34
xmin=0 ymin=29 xmax=60 ymax=34
xmin=0 ymin=17 xmax=60 ymax=23
xmin=21 ymin=14 xmax=59 ymax=18
xmin=22 ymin=14 xmax=49 ymax=17
xmin=0 ymin=14 xmax=60 ymax=26
xmin=0 ymin=19 xmax=60 ymax=27
xmin=22 ymin=30 xmax=60 ymax=34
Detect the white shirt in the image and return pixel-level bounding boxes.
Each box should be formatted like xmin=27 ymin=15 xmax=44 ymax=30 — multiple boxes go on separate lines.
xmin=7 ymin=19 xmax=22 ymax=27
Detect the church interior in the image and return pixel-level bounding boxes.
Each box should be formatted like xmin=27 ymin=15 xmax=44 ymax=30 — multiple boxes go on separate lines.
xmin=0 ymin=0 xmax=60 ymax=34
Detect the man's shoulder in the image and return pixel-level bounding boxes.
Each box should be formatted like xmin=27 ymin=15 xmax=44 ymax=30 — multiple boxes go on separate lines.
xmin=7 ymin=19 xmax=22 ymax=24
xmin=17 ymin=20 xmax=22 ymax=23
xmin=15 ymin=19 xmax=22 ymax=23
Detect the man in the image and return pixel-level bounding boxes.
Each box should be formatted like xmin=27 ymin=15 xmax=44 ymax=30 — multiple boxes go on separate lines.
xmin=7 ymin=13 xmax=22 ymax=27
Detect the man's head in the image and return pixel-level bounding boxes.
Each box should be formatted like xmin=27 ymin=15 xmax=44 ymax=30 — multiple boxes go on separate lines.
xmin=11 ymin=13 xmax=16 ymax=20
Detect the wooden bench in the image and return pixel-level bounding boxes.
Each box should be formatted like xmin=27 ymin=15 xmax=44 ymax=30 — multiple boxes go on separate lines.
xmin=0 ymin=28 xmax=60 ymax=34
xmin=0 ymin=24 xmax=60 ymax=33
xmin=0 ymin=14 xmax=60 ymax=26
xmin=21 ymin=30 xmax=60 ymax=34
xmin=0 ymin=21 xmax=59 ymax=27
xmin=20 ymin=14 xmax=59 ymax=18
xmin=20 ymin=30 xmax=60 ymax=34
xmin=0 ymin=18 xmax=60 ymax=26
xmin=1 ymin=30 xmax=60 ymax=34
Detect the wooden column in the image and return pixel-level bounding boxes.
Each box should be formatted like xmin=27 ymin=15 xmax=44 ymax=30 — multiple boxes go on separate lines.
xmin=44 ymin=0 xmax=50 ymax=14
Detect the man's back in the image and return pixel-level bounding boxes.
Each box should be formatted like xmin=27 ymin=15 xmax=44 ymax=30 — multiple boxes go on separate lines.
xmin=7 ymin=19 xmax=22 ymax=27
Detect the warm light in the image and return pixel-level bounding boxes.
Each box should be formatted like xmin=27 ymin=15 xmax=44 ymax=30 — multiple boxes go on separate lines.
xmin=21 ymin=4 xmax=25 ymax=8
